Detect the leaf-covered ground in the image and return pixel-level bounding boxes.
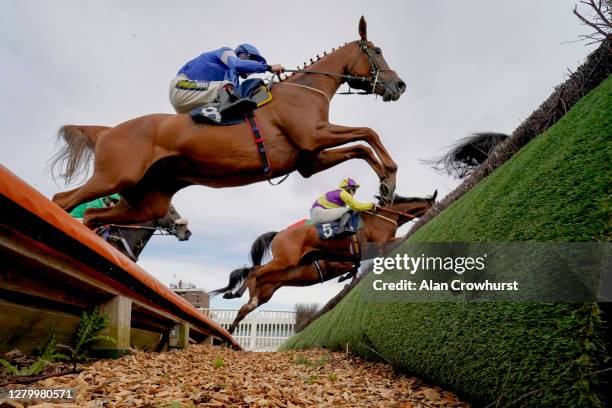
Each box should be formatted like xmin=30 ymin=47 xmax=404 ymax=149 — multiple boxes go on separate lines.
xmin=4 ymin=344 xmax=471 ymax=407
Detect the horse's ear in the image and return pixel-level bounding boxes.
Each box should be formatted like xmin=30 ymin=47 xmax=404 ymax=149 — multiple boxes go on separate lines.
xmin=358 ymin=16 xmax=367 ymax=41
xmin=431 ymin=189 xmax=438 ymax=201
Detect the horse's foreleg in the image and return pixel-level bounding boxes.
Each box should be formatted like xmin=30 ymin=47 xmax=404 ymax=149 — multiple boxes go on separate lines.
xmin=308 ymin=124 xmax=398 ymax=200
xmin=329 ymin=124 xmax=397 ymax=172
xmin=298 ymin=145 xmax=386 ymax=179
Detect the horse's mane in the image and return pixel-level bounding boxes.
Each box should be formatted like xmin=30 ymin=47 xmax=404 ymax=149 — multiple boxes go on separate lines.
xmin=277 ymin=42 xmax=352 ymax=83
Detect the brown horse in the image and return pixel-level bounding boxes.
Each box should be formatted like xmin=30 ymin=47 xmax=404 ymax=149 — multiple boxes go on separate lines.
xmin=213 ymin=191 xmax=437 ymax=334
xmin=50 ymin=17 xmax=405 ymax=228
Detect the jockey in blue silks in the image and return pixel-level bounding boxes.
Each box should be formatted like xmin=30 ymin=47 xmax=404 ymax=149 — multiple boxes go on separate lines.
xmin=169 ymin=43 xmax=284 ymax=116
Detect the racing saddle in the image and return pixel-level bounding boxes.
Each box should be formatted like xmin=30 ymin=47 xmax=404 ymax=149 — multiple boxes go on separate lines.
xmin=189 ymin=79 xmax=272 ymax=126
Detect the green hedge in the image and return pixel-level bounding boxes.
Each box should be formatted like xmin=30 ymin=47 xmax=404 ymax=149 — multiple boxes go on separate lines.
xmin=282 ymin=77 xmax=611 ymax=407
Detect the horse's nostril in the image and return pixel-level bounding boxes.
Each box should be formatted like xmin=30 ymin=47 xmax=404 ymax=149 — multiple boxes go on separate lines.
xmin=397 ymin=81 xmax=406 ymax=91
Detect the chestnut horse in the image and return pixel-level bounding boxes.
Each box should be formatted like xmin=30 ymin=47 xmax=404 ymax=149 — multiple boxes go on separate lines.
xmin=50 ymin=17 xmax=405 ymax=228
xmin=214 ymin=191 xmax=437 ymax=334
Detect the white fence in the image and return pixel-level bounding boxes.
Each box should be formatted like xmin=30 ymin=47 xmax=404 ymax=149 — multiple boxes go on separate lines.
xmin=203 ymin=309 xmax=296 ymax=351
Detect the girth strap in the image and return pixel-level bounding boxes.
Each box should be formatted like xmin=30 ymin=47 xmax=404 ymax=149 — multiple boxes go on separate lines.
xmin=349 ymin=235 xmax=361 ymax=261
xmin=244 ymin=112 xmax=273 ymax=179
xmin=313 ymin=260 xmax=324 ymax=284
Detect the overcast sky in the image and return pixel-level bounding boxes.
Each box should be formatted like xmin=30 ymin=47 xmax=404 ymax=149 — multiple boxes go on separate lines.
xmin=0 ymin=1 xmax=597 ymax=311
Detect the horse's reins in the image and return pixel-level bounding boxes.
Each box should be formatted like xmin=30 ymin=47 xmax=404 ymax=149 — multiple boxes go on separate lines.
xmin=377 ymin=207 xmax=417 ymax=219
xmin=98 ymin=223 xmax=179 ymax=261
xmin=278 ymin=82 xmax=330 ymax=103
xmin=103 ymin=224 xmax=177 ymax=236
xmin=365 ymin=207 xmax=417 ymax=227
xmin=366 ymin=211 xmax=397 ymax=226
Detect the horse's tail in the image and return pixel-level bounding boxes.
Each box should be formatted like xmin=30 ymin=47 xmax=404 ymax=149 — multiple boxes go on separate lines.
xmin=209 ymin=231 xmax=278 ymax=297
xmin=49 ymin=125 xmax=110 ymax=184
xmin=209 ymin=266 xmax=253 ymax=296
xmin=423 ymin=132 xmax=509 ymax=179
xmin=250 ymin=231 xmax=278 ymax=266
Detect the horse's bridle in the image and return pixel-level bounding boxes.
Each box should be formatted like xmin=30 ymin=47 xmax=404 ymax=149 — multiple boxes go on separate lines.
xmin=344 ymin=41 xmax=398 ymax=96
xmin=279 ymin=41 xmax=398 ymax=98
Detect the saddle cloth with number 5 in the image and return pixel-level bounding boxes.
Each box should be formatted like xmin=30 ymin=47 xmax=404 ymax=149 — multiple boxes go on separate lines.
xmin=314 ymin=212 xmax=363 ymax=240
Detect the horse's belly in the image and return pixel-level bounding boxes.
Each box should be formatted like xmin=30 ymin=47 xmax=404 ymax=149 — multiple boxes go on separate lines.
xmin=175 ymin=144 xmax=298 ymax=188
xmin=180 ymin=173 xmax=268 ymax=188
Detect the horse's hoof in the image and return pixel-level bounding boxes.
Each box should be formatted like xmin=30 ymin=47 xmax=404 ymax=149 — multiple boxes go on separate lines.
xmin=379 ymin=181 xmax=390 ymax=197
xmin=379 ymin=179 xmax=396 ymax=204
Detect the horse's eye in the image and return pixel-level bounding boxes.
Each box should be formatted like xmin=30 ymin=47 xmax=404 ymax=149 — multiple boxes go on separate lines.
xmin=374 ymin=48 xmax=382 ymax=54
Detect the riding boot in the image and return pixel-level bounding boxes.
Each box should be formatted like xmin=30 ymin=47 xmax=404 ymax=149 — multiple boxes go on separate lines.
xmin=335 ymin=212 xmax=353 ymax=234
xmin=218 ymin=87 xmax=257 ymax=119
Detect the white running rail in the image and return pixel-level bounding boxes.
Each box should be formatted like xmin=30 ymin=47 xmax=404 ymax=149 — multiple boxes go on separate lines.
xmin=203 ymin=309 xmax=296 ymax=351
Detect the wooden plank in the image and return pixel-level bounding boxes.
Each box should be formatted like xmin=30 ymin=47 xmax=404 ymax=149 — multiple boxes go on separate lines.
xmin=169 ymin=323 xmax=189 ymax=349
xmin=130 ymin=328 xmax=164 ymax=352
xmin=0 ymin=227 xmax=199 ymax=336
xmin=91 ymin=296 xmax=132 ymax=359
xmin=0 ymin=299 xmax=80 ymax=355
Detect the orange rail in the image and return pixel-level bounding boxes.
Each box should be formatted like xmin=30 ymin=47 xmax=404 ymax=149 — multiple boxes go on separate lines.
xmin=0 ymin=164 xmax=240 ymax=350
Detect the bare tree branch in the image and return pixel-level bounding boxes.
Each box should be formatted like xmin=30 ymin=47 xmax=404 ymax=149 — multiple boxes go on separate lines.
xmin=589 ymin=0 xmax=612 ymax=27
xmin=574 ymin=5 xmax=611 ymax=38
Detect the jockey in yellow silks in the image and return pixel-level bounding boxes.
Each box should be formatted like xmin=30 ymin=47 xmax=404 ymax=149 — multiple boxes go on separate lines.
xmin=310 ymin=178 xmax=376 ymax=233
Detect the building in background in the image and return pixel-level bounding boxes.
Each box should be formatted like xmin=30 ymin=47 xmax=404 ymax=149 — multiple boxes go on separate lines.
xmin=168 ymin=279 xmax=296 ymax=351
xmin=169 ymin=280 xmax=209 ymax=310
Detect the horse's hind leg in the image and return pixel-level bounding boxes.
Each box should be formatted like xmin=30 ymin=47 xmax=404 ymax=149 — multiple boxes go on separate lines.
xmin=226 ymin=268 xmax=282 ymax=333
xmin=53 ymin=170 xmax=143 ymax=212
xmin=229 ymin=277 xmax=251 ymax=298
xmin=228 ymin=276 xmax=260 ymax=335
xmin=53 ymin=173 xmax=119 ymax=212
xmin=229 ymin=264 xmax=288 ymax=298
xmin=53 ymin=185 xmax=88 ymax=207
xmin=83 ymin=191 xmax=171 ymax=228
xmin=53 ymin=137 xmax=156 ymax=211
